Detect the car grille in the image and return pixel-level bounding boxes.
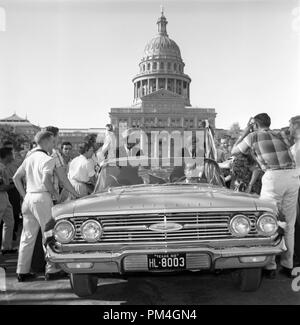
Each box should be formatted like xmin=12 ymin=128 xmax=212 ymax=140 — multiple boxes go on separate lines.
xmin=69 ymin=212 xmax=259 ymax=244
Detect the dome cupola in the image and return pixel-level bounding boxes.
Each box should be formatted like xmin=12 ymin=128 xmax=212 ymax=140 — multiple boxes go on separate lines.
xmin=143 ymin=10 xmax=182 ymax=60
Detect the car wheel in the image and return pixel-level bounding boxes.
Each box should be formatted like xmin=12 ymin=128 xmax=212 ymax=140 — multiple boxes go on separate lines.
xmin=70 ymin=274 xmax=98 ymax=297
xmin=236 ymin=268 xmax=262 ymax=292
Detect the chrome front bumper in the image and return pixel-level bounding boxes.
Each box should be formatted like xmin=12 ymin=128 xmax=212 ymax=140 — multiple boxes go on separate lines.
xmin=46 ymin=237 xmax=286 ymax=274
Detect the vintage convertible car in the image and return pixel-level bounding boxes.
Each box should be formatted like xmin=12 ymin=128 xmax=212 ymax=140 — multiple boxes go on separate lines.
xmin=45 ymin=156 xmax=285 ymax=297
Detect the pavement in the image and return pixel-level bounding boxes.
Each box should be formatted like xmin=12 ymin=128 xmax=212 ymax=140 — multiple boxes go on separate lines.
xmin=1 ymin=251 xmax=300 ymax=305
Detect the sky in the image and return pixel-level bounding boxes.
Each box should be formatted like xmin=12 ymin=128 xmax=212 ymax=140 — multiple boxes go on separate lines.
xmin=0 ymin=0 xmax=299 ymax=130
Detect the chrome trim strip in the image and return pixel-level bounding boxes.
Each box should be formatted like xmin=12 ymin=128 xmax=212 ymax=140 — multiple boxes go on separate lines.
xmin=183 ymin=223 xmax=228 ymax=229
xmin=70 ymin=208 xmax=262 ymax=217
xmin=46 ymin=237 xmax=285 ymax=265
xmin=103 ymin=225 xmax=149 ymax=231
xmin=52 ymin=234 xmax=280 ymax=252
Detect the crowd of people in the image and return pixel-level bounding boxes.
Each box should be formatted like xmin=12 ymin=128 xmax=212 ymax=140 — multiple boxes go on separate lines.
xmin=0 ymin=124 xmax=110 ymax=281
xmin=0 ymin=114 xmax=300 ymax=282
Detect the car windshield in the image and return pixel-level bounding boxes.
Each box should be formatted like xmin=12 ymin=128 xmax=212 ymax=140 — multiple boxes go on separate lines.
xmin=94 ymin=156 xmax=224 ymax=193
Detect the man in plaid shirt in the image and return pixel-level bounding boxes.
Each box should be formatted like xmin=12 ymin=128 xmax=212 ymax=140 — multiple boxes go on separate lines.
xmin=232 ymin=113 xmax=300 ymax=278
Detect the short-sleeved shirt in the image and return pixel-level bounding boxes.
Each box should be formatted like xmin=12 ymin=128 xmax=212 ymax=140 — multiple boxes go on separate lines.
xmin=16 ymin=150 xmax=56 ymax=193
xmin=237 ymin=129 xmax=295 ymax=171
xmin=68 ymin=155 xmax=95 ymax=183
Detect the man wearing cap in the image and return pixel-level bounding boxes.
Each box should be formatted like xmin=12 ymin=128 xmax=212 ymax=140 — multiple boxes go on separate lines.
xmin=231 ymin=113 xmax=300 ymax=278
xmin=13 ymin=131 xmax=63 ymax=281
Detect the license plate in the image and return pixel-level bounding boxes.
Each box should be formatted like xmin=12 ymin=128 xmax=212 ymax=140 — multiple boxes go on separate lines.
xmin=148 ymin=253 xmax=186 ymax=270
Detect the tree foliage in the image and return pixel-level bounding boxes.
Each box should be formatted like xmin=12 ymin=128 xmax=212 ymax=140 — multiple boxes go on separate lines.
xmin=0 ymin=125 xmax=30 ymax=150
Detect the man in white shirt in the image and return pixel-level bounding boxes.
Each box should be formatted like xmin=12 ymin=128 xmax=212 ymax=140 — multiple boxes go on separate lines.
xmin=68 ymin=142 xmax=96 ymax=198
xmin=13 ymin=131 xmax=62 ymax=281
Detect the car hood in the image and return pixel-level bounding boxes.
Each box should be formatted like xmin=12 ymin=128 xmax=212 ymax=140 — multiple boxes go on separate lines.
xmin=52 ymin=184 xmax=276 ymax=218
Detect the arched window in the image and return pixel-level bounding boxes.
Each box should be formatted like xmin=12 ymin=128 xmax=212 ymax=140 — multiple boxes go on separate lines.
xmin=150 ymin=78 xmax=156 ymax=92
xmin=167 ymin=79 xmax=174 ymax=92
xmin=174 ymin=63 xmax=177 ymax=71
xmin=158 ymin=78 xmax=165 ymax=89
xmin=167 ymin=62 xmax=171 ymax=70
xmin=153 ymin=62 xmax=157 ymax=70
xmin=147 ymin=63 xmax=151 ymax=70
xmin=160 ymin=62 xmax=164 ymax=70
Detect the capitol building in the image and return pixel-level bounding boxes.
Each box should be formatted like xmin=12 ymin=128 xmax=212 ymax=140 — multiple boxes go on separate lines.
xmin=110 ymin=10 xmax=216 ymax=152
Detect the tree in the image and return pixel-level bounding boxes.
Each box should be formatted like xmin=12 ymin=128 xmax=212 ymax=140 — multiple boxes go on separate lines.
xmin=0 ymin=125 xmax=30 ymax=150
xmin=229 ymin=122 xmax=241 ymax=139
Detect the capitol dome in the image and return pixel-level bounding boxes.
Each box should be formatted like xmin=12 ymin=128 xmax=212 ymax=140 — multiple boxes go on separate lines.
xmin=144 ymin=36 xmax=181 ymax=60
xmin=143 ymin=13 xmax=182 ymax=61
xmin=132 ymin=9 xmax=191 ymax=106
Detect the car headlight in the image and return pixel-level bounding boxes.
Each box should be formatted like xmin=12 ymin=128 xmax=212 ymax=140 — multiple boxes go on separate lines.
xmin=230 ymin=215 xmax=251 ymax=237
xmin=257 ymin=214 xmax=278 ymax=236
xmin=81 ymin=220 xmax=102 ymax=242
xmin=54 ymin=220 xmax=75 ymax=243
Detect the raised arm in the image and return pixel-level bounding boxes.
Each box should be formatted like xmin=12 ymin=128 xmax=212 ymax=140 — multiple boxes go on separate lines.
xmin=231 ymin=119 xmax=253 ymax=156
